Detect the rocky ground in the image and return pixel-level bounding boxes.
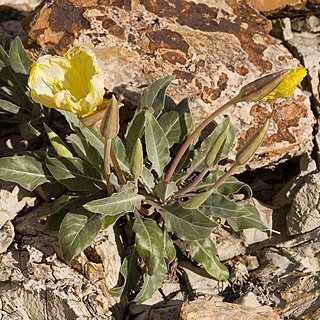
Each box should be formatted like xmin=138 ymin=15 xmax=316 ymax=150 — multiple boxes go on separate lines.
xmin=0 ymin=0 xmax=320 ymax=319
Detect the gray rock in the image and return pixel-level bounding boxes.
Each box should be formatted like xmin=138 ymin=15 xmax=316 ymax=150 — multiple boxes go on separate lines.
xmin=287 ymin=172 xmax=320 ymax=235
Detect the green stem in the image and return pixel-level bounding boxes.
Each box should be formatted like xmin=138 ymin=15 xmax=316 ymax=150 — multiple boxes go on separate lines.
xmin=110 ymin=147 xmax=126 ymax=185
xmin=104 ymin=137 xmax=114 ymax=196
xmin=208 ymin=162 xmax=238 ymax=193
xmin=164 ymin=97 xmax=239 ymax=182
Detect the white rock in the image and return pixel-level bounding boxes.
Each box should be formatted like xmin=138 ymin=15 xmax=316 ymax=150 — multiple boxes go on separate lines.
xmin=234 ymin=292 xmax=261 ymax=307
xmin=241 ymin=199 xmax=272 ymax=246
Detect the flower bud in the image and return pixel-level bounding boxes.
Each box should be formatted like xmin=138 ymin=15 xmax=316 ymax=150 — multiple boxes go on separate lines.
xmin=237 ymin=68 xmax=307 ymax=103
xmin=100 ymin=95 xmax=119 ymax=139
xmin=131 ymin=138 xmax=143 ymax=180
xmin=236 ymin=120 xmax=269 ymax=165
xmin=205 ymin=124 xmax=229 ymax=167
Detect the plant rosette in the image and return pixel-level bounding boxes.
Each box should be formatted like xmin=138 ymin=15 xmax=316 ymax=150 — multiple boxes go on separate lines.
xmin=0 ymin=40 xmax=307 ymax=303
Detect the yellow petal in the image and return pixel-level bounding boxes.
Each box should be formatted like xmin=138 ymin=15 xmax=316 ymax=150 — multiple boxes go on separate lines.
xmin=28 ymin=46 xmax=105 ymax=117
xmin=262 ymin=67 xmax=307 ymax=101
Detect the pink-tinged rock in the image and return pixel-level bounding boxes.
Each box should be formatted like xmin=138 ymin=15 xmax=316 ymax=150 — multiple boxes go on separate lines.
xmin=26 ymin=0 xmax=315 ymax=171
xmin=174 ymin=299 xmax=280 ymax=320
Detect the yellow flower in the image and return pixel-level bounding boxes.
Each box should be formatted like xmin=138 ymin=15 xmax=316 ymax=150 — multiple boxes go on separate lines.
xmin=28 ymin=46 xmax=105 ymax=117
xmin=261 ymin=67 xmax=307 ymax=101
xmin=238 ymin=67 xmax=307 ymax=103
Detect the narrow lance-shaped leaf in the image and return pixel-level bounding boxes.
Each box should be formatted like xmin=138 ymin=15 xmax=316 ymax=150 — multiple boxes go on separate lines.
xmin=144 ymin=110 xmax=170 ymax=177
xmin=9 ymin=37 xmax=32 ymax=75
xmin=44 ymin=124 xmax=74 ymax=158
xmin=62 ymin=111 xmax=104 ymax=158
xmin=154 ymin=181 xmax=178 ymax=202
xmin=46 ymin=156 xmax=105 ymax=193
xmin=109 ymin=247 xmax=140 ymax=297
xmin=195 ymin=170 xmax=252 ymax=198
xmin=84 ymin=189 xmax=144 ymax=215
xmin=133 ymin=257 xmax=167 ymax=304
xmin=66 ymin=133 xmax=103 ymax=173
xmin=133 ymin=217 xmax=165 ymax=275
xmin=199 ymin=193 xmax=267 ymax=231
xmin=140 ymin=75 xmax=175 ymax=117
xmin=158 ymin=98 xmax=194 ymax=147
xmin=140 ymin=166 xmax=155 ymax=193
xmin=188 ymin=238 xmax=229 ymax=281
xmin=159 ymin=203 xmax=218 ymax=241
xmin=164 ymin=231 xmax=176 ymax=265
xmin=59 ymin=210 xmax=102 ymax=263
xmin=125 ymin=110 xmax=146 ymax=156
xmin=0 ymin=155 xmax=52 ymax=191
xmin=0 ymin=99 xmax=20 ymax=114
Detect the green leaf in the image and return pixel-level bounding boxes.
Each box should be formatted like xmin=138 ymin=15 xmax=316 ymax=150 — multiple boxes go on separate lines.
xmin=154 ymin=181 xmax=178 ymax=202
xmin=191 ymin=117 xmax=234 ymax=172
xmin=59 ymin=211 xmax=102 ymax=263
xmin=180 ymin=190 xmax=212 ymax=209
xmin=140 ymin=166 xmax=155 ymax=193
xmin=133 ymin=218 xmax=165 ymax=276
xmin=9 ymin=37 xmax=32 ymax=75
xmin=188 ymin=238 xmax=229 ymax=281
xmin=109 ymin=247 xmax=140 ymax=297
xmin=63 ymin=111 xmax=104 ymax=158
xmin=199 ymin=193 xmax=267 ymax=231
xmin=164 ymin=231 xmax=176 ymax=265
xmin=84 ymin=189 xmax=144 ymax=215
xmin=158 ymin=203 xmax=217 ymax=241
xmin=125 ymin=110 xmax=146 ymax=156
xmin=158 ymin=98 xmax=194 ymax=147
xmin=195 ymin=170 xmax=252 ymax=197
xmin=144 ymin=110 xmax=170 ymax=177
xmin=47 ymin=194 xmax=80 ymax=230
xmin=44 ymin=124 xmax=74 ymax=158
xmin=0 ymin=44 xmax=10 ymax=67
xmin=0 ymin=99 xmax=20 ymax=114
xmin=46 ymin=156 xmax=105 ymax=193
xmin=66 ymin=133 xmax=103 ymax=173
xmin=140 ymin=75 xmax=175 ymax=118
xmin=20 ymin=119 xmax=42 ymax=139
xmin=133 ymin=257 xmax=167 ymax=304
xmin=111 ymin=136 xmax=131 ymax=174
xmin=0 ymin=155 xmax=52 ymax=191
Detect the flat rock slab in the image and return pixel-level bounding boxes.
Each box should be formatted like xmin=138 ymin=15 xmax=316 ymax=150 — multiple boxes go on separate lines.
xmin=174 ymin=299 xmax=280 ymax=320
xmin=26 ymin=0 xmax=315 ymax=171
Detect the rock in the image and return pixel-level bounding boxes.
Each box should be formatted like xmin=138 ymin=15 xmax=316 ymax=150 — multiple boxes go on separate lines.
xmin=247 ymin=227 xmax=320 ymax=318
xmin=211 ymin=227 xmax=246 ymax=261
xmin=174 ymin=299 xmax=280 ymax=320
xmin=241 ymin=198 xmax=272 ymax=245
xmin=273 ymin=153 xmax=317 ymax=206
xmin=0 ymin=0 xmax=42 ymax=11
xmin=180 ymin=265 xmax=229 ymax=297
xmin=26 ymin=0 xmax=315 ymax=171
xmin=286 ymin=172 xmax=320 ymax=235
xmin=249 ymin=0 xmax=308 ymax=12
xmin=234 ymin=292 xmax=261 ymax=307
xmin=0 ymin=207 xmax=124 ymax=319
xmin=0 ymin=221 xmax=14 ymax=254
